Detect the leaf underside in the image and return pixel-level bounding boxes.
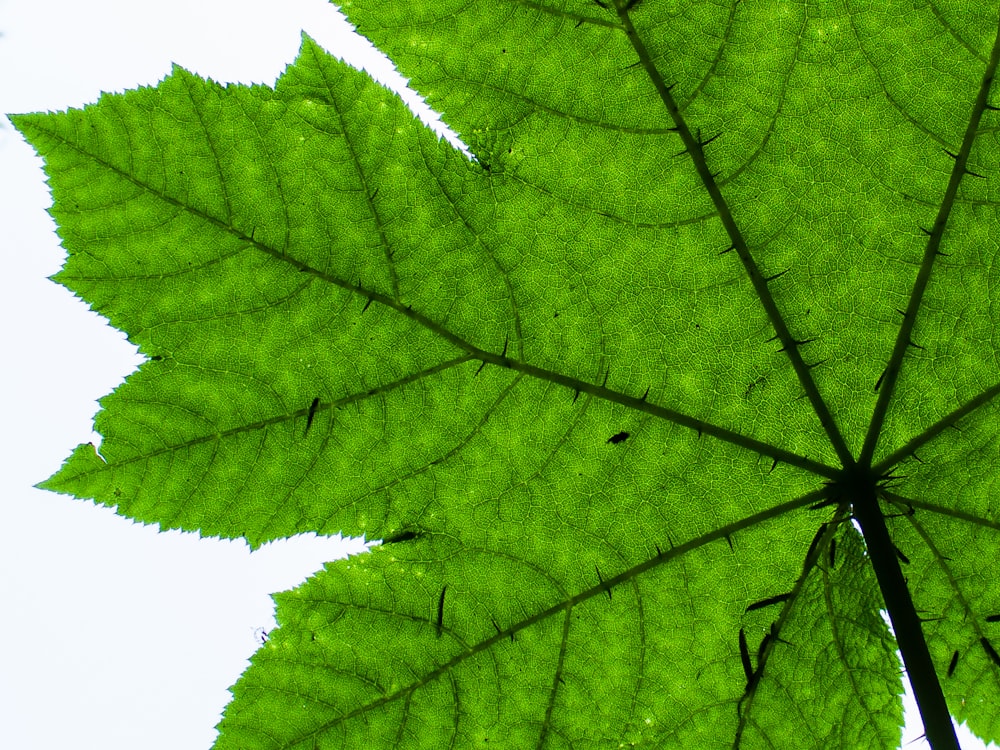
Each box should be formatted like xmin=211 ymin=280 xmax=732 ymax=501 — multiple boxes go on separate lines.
xmin=13 ymin=0 xmax=1000 ymax=748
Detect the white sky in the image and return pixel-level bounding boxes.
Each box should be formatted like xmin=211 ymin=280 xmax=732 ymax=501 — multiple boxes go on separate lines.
xmin=0 ymin=1 xmax=993 ymax=748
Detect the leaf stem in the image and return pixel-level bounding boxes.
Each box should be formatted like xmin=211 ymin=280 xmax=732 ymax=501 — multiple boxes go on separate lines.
xmin=851 ymin=482 xmax=961 ymax=750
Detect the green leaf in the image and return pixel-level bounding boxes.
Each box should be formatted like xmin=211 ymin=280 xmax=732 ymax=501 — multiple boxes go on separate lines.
xmin=12 ymin=1 xmax=1000 ymax=748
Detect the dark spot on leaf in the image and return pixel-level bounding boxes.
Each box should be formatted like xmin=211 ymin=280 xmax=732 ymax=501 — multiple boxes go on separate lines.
xmin=607 ymin=431 xmax=630 ymax=444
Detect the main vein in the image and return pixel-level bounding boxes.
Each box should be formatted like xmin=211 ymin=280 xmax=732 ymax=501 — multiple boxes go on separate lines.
xmin=858 ymin=12 xmax=1000 ymax=468
xmin=300 ymin=489 xmax=827 ymax=742
xmin=338 ymin=281 xmax=841 ymax=478
xmin=614 ymin=1 xmax=855 ymax=470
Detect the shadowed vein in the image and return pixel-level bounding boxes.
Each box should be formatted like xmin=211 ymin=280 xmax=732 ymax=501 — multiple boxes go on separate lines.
xmin=926 ymin=1 xmax=990 ymax=65
xmin=847 ymin=10 xmax=958 ymax=150
xmin=539 ymin=606 xmax=574 ymax=749
xmin=422 ymin=145 xmax=526 ymax=358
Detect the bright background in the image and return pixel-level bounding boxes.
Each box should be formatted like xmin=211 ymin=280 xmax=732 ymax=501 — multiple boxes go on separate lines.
xmin=0 ymin=1 xmax=994 ymax=748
